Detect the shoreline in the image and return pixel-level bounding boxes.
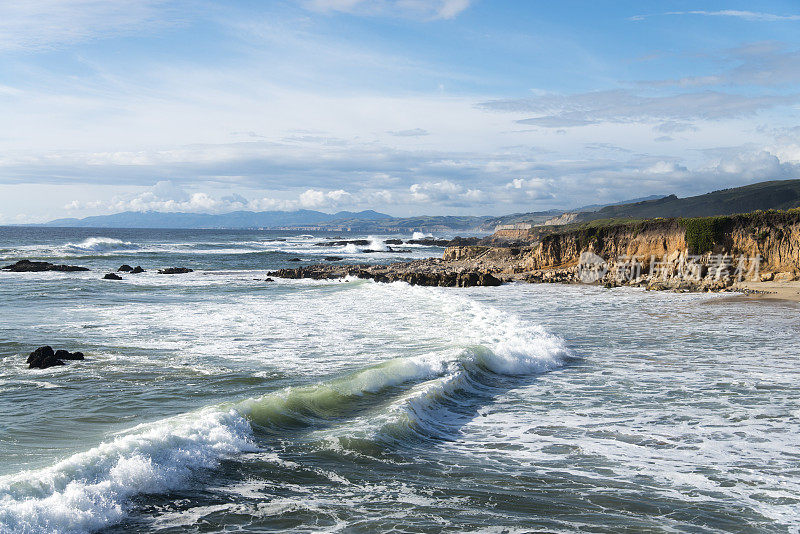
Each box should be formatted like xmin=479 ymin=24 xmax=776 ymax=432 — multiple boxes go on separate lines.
xmin=268 ymin=257 xmax=800 ymax=303
xmin=731 ymin=280 xmax=800 ymax=302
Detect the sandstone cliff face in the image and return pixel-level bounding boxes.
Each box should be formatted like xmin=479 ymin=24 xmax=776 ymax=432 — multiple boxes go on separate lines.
xmin=729 ymin=225 xmax=800 ymax=272
xmin=448 ymin=214 xmax=800 ymax=283
xmin=520 ymin=222 xmax=687 ymax=270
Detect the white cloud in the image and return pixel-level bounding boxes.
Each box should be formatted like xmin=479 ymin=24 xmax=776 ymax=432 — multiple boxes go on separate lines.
xmin=409 ymin=180 xmax=461 ymax=202
xmin=503 ymin=177 xmax=554 ymax=200
xmin=301 ymin=0 xmax=471 ymax=20
xmin=640 ymin=42 xmax=800 ymax=88
xmin=437 ymin=0 xmax=471 ymax=19
xmin=62 ymin=181 xmax=361 ymax=215
xmin=388 ymin=128 xmax=429 ymax=137
xmin=639 ymin=11 xmax=800 ymax=22
xmin=0 ymin=0 xmax=170 ymax=52
xmin=481 ymin=90 xmax=800 ymax=128
xmin=298 ymin=188 xmax=351 ymax=208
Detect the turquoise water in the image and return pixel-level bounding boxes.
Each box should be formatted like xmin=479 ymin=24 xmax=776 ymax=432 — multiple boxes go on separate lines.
xmin=0 ymin=227 xmax=798 ymax=533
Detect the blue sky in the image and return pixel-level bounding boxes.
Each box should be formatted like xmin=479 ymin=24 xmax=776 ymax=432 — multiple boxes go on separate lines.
xmin=1 ymin=0 xmax=799 ymax=221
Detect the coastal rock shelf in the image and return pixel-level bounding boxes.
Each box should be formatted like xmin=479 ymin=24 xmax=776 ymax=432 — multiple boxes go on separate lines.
xmin=157 ymin=267 xmax=194 ymax=274
xmin=1 ymin=260 xmax=89 ymax=272
xmin=269 ymin=261 xmax=503 ymax=287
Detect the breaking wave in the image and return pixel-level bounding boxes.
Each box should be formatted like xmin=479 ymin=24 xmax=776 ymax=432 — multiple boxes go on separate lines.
xmin=64 ymin=238 xmax=137 ymax=253
xmin=0 ymin=289 xmax=569 ymax=533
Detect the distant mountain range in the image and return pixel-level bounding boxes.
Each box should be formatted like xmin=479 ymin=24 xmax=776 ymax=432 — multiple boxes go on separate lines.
xmin=41 ymin=209 xmax=394 ymax=229
xmin=38 ymin=208 xmax=493 ymax=232
xmin=29 ymin=179 xmax=800 ymax=231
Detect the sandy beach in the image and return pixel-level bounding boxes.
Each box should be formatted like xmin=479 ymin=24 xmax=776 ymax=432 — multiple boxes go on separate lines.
xmin=733 ymin=280 xmax=800 ymax=302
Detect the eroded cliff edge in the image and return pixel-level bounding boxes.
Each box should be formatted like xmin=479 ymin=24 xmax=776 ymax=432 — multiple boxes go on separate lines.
xmin=270 ymin=210 xmax=800 ymax=291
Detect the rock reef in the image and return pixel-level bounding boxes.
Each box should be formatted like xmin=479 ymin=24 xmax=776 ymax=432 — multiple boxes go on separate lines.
xmin=27 ymin=346 xmax=84 ymax=369
xmin=157 ymin=267 xmax=193 ymax=274
xmin=2 ymin=260 xmax=89 ymax=272
xmin=269 ymin=261 xmax=502 ymax=287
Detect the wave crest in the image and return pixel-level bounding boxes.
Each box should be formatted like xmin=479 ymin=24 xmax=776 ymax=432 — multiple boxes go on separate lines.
xmin=65 ymin=237 xmax=137 ymax=252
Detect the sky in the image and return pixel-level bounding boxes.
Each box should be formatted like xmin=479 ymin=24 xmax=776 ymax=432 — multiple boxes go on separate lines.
xmin=1 ymin=0 xmax=799 ymax=222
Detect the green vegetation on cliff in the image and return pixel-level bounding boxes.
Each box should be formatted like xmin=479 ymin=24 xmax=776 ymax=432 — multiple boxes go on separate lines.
xmin=535 ymin=208 xmax=800 ymax=255
xmin=579 ymin=180 xmax=800 ymax=222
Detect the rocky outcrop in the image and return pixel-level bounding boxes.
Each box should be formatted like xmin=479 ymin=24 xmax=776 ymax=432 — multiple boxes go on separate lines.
xmin=440 ymin=210 xmax=800 ymax=292
xmin=103 ymin=273 xmax=123 ymax=280
xmin=269 ymin=262 xmax=502 ymax=287
xmin=118 ymin=264 xmax=133 ymax=272
xmin=130 ymin=266 xmax=145 ymax=274
xmin=315 ymin=240 xmax=370 ymax=246
xmin=2 ymin=260 xmax=89 ymax=272
xmin=27 ymin=346 xmax=84 ymax=369
xmin=157 ymin=267 xmax=193 ymax=274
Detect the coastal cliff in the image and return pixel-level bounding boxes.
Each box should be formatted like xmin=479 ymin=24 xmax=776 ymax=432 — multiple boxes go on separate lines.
xmin=270 ymin=210 xmax=800 ymax=292
xmin=451 ymin=210 xmax=800 ymax=289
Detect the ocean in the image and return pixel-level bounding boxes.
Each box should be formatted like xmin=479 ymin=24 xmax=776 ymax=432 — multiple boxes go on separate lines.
xmin=0 ymin=227 xmax=798 ymax=533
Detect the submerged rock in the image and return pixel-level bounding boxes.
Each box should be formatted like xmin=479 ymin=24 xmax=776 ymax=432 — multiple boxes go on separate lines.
xmin=1 ymin=260 xmax=89 ymax=272
xmin=117 ymin=264 xmax=133 ymax=272
xmin=287 ymin=258 xmax=302 ymax=262
xmin=324 ymin=256 xmax=344 ymax=262
xmin=103 ymin=273 xmax=123 ymax=280
xmin=130 ymin=266 xmax=145 ymax=274
xmin=157 ymin=267 xmax=193 ymax=274
xmin=26 ymin=346 xmax=83 ymax=369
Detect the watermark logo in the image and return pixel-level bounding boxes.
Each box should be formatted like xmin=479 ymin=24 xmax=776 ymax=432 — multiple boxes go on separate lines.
xmin=578 ymin=253 xmax=760 ymax=283
xmin=577 ymin=251 xmax=607 ymax=283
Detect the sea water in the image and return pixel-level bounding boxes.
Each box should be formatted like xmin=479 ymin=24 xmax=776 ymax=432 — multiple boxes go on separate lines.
xmin=0 ymin=227 xmax=798 ymax=533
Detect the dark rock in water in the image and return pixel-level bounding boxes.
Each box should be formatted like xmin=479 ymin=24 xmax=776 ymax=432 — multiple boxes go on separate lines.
xmin=324 ymin=256 xmax=344 ymax=262
xmin=27 ymin=346 xmax=85 ymax=369
xmin=55 ymin=349 xmax=84 ymax=360
xmin=117 ymin=264 xmax=133 ymax=272
xmin=103 ymin=273 xmax=123 ymax=280
xmin=130 ymin=266 xmax=145 ymax=274
xmin=27 ymin=346 xmax=62 ymax=369
xmin=158 ymin=267 xmax=193 ymax=274
xmin=316 ymin=240 xmax=370 ymax=247
xmin=1 ymin=260 xmax=90 ymax=272
xmin=385 ymin=239 xmax=403 ymax=245
xmin=268 ymin=264 xmax=503 ymax=288
xmin=27 ymin=346 xmax=53 ymax=365
xmin=287 ymin=258 xmax=302 ymax=262
xmin=264 ymin=277 xmax=274 ymax=282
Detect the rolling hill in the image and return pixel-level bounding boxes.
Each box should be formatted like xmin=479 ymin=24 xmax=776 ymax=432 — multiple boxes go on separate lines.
xmin=577 ymin=179 xmax=800 ymax=222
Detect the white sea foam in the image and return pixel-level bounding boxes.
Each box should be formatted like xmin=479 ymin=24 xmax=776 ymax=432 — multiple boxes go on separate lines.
xmin=0 ymin=280 xmax=569 ymax=534
xmin=411 ymin=232 xmax=433 ymax=240
xmin=0 ymin=409 xmax=255 ymax=534
xmin=367 ymin=236 xmax=388 ymax=251
xmin=64 ymin=238 xmax=136 ymax=253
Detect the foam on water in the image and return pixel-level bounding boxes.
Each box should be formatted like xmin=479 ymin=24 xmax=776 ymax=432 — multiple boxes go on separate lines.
xmin=0 ymin=409 xmax=255 ymax=534
xmin=64 ymin=238 xmax=137 ymax=253
xmin=0 ymin=281 xmax=568 ymax=533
